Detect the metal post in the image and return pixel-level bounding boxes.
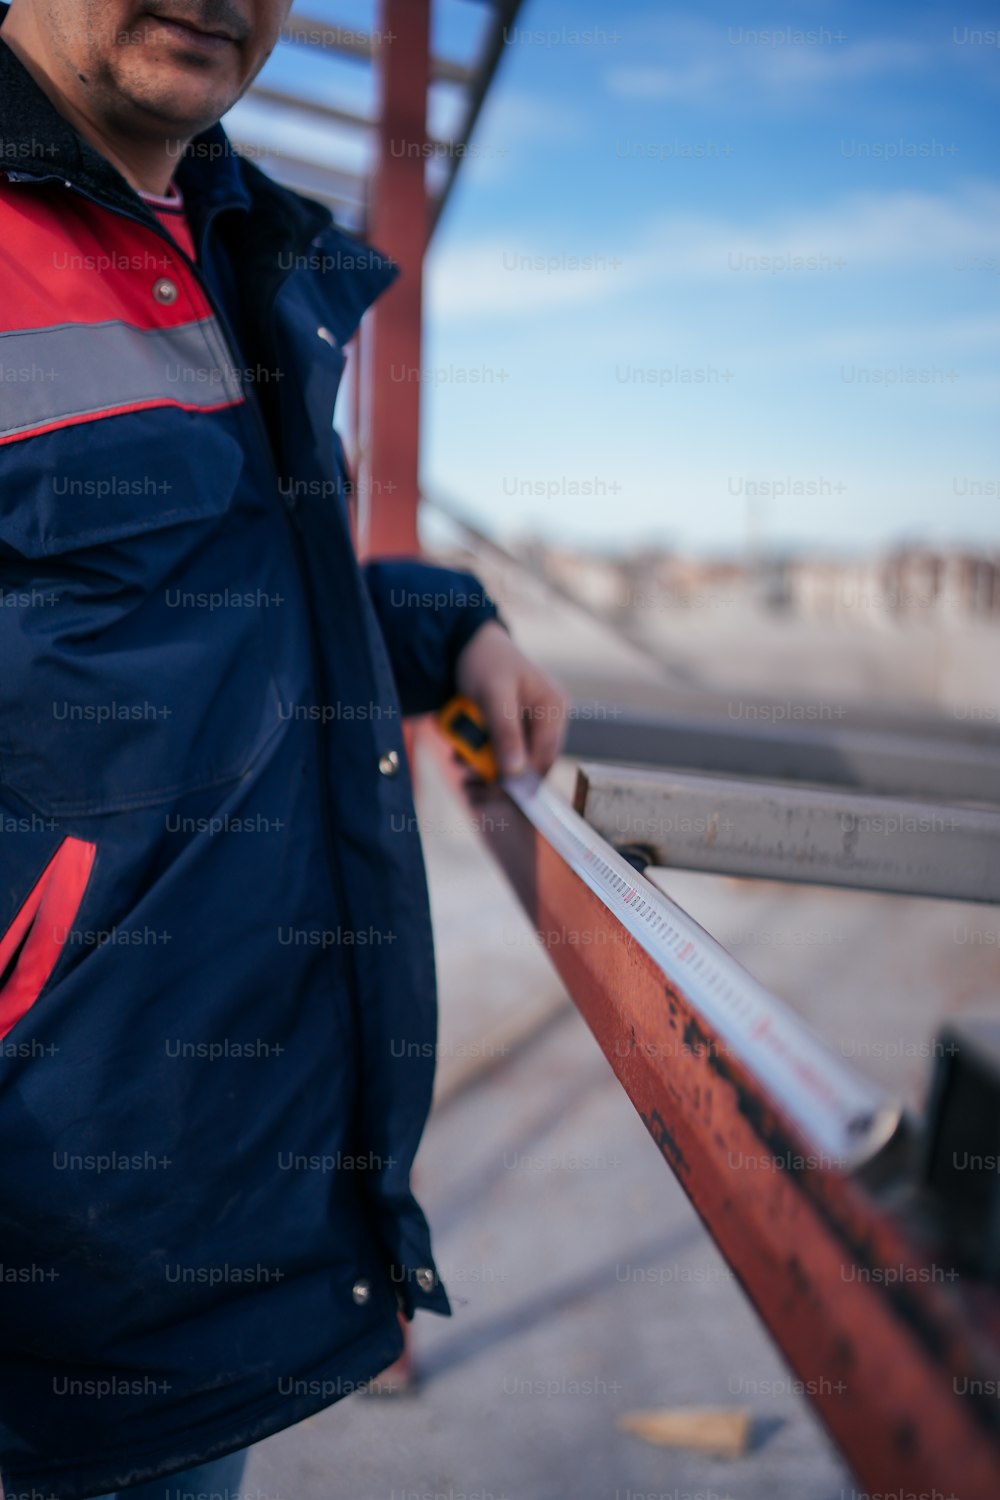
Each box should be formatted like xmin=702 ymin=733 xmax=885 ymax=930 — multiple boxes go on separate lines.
xmin=360 ymin=1 xmax=432 ymax=1392
xmin=360 ymin=0 xmax=430 ymax=560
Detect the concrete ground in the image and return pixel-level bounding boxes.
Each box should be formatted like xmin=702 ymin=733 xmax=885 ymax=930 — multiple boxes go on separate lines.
xmin=242 ymin=557 xmax=1000 ymax=1500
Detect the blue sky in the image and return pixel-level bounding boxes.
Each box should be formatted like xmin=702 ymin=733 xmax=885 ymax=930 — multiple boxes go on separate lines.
xmin=234 ymin=2 xmax=1000 ymax=557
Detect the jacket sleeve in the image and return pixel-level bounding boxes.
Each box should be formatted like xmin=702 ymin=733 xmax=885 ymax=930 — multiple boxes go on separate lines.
xmin=362 ymin=557 xmax=508 ymax=717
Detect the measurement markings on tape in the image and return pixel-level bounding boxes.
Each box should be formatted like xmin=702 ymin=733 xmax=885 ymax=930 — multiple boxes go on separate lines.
xmin=503 ymin=769 xmax=902 ymax=1172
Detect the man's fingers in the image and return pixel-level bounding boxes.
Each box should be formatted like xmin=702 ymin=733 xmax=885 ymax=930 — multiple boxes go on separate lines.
xmin=524 ymin=685 xmax=570 ymax=774
xmin=481 ymin=683 xmax=527 ymax=776
xmin=526 ymin=709 xmax=565 ymax=774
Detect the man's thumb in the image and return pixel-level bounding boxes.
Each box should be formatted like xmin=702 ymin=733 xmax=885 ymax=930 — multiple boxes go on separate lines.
xmin=487 ymin=696 xmax=527 ymax=776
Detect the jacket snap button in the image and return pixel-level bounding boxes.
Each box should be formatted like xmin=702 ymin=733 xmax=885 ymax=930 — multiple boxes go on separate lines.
xmin=317 ymin=325 xmax=337 ymax=347
xmin=415 ymin=1267 xmax=436 ymax=1293
xmin=352 ymin=1278 xmax=371 ymax=1305
xmin=378 ymin=749 xmax=400 ymax=778
xmin=153 ymin=277 xmax=179 ymax=305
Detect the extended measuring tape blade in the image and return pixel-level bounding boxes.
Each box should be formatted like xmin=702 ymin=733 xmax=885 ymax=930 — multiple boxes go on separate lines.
xmin=502 ymin=768 xmax=903 ymax=1173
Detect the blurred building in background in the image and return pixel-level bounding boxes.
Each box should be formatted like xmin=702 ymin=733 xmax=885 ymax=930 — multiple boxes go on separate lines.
xmin=516 ymin=540 xmax=1000 ymax=623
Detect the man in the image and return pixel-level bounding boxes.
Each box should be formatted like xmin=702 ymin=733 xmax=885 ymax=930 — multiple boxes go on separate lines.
xmin=0 ymin=2 xmax=568 ymax=1496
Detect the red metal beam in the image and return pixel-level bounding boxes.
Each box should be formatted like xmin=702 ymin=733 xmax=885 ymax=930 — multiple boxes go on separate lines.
xmin=360 ymin=0 xmax=430 ymax=560
xmin=357 ymin=0 xmax=434 ymax=1384
xmin=431 ymin=736 xmax=1000 ymax=1500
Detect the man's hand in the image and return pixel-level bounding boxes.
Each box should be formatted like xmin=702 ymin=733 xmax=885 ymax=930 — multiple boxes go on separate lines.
xmin=454 ymin=620 xmax=570 ymax=778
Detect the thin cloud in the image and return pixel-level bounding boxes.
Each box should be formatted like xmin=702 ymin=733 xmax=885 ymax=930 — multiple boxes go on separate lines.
xmin=426 ymin=238 xmax=644 ymax=318
xmin=604 ymin=28 xmax=929 ymax=103
xmin=605 ymin=62 xmax=720 ymax=101
xmin=785 ymin=312 xmax=1000 ymax=360
xmin=478 ymin=89 xmax=590 ymax=145
xmin=644 ymin=182 xmax=1000 ymax=276
xmin=428 ymin=182 xmax=1000 ymax=319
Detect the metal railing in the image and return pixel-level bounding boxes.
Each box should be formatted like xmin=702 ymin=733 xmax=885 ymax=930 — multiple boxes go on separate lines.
xmin=427 ymin=717 xmax=1000 ymax=1500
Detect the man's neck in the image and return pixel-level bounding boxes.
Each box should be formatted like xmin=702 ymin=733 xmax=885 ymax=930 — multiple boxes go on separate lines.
xmin=0 ymin=11 xmax=185 ymax=195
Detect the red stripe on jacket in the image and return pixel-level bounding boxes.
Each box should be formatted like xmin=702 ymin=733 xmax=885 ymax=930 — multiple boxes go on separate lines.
xmin=0 ymin=177 xmax=212 ymax=332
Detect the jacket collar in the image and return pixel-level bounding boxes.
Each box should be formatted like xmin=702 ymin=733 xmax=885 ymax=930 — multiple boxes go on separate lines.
xmin=0 ymin=3 xmax=397 ymax=320
xmin=0 ymin=3 xmax=254 ymax=231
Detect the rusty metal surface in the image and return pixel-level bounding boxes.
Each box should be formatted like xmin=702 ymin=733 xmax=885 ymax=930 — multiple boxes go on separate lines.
xmin=429 ymin=734 xmax=1000 ymax=1500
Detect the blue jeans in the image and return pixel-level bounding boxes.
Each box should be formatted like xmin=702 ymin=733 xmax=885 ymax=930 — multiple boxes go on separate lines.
xmin=92 ymin=1446 xmax=249 ymax=1500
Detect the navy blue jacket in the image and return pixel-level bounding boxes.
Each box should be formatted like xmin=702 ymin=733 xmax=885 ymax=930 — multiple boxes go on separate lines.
xmin=0 ymin=17 xmax=501 ymax=1496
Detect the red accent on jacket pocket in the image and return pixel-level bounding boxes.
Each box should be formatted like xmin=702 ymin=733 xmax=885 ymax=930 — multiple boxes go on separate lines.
xmin=0 ymin=837 xmax=97 ymax=1041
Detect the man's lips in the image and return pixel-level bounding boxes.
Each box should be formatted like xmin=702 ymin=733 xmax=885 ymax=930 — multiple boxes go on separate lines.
xmin=142 ymin=12 xmax=240 ymax=50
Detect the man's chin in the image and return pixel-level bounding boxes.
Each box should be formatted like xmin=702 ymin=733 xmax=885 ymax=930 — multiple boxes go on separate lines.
xmin=111 ymin=68 xmax=236 ymax=141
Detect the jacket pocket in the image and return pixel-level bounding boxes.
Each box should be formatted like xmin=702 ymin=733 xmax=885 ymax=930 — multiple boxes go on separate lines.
xmin=0 ymin=836 xmax=96 ymax=1041
xmin=0 ymin=413 xmax=286 ymax=815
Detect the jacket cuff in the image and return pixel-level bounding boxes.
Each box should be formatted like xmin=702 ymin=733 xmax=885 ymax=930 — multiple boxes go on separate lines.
xmin=363 ymin=559 xmax=509 ymax=717
xmin=445 ymin=600 xmax=509 ymax=701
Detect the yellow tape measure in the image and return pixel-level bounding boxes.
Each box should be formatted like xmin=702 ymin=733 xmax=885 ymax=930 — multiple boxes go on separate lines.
xmin=436 ymin=695 xmax=500 ymax=783
xmin=436 ymin=700 xmax=899 ymax=1170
